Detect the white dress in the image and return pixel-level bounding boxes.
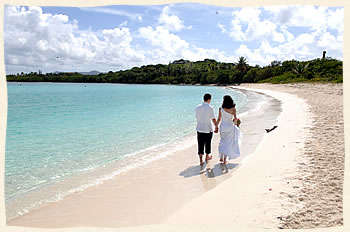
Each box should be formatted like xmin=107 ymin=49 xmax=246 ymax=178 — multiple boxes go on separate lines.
xmin=218 ymin=108 xmax=241 ymax=159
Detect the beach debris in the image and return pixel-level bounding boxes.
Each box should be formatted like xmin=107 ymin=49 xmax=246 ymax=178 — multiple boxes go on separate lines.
xmin=266 ymin=125 xmax=278 ymax=133
xmin=269 ymin=188 xmax=272 ymax=191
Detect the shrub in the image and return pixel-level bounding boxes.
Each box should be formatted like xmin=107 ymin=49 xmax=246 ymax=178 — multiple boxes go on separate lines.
xmin=259 ymin=72 xmax=298 ymax=84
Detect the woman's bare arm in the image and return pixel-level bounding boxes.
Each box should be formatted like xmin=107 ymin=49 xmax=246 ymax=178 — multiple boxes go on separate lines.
xmin=232 ymin=107 xmax=237 ymax=125
xmin=217 ymin=108 xmax=222 ymax=124
xmin=232 ymin=107 xmax=237 ymax=120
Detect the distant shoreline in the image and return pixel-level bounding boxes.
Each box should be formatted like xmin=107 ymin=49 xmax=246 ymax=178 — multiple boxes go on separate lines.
xmin=6 ymin=58 xmax=343 ymax=84
xmin=6 ymin=81 xmax=225 ymax=87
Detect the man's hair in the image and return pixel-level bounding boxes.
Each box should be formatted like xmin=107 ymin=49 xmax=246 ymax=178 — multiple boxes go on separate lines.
xmin=203 ymin=93 xmax=212 ymax=101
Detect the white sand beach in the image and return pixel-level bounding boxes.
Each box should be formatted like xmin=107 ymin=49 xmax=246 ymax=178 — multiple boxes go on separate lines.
xmin=166 ymin=84 xmax=313 ymax=228
xmin=7 ymin=83 xmax=344 ymax=229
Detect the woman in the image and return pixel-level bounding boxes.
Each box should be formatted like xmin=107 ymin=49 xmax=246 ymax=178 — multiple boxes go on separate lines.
xmin=215 ymin=95 xmax=241 ymax=164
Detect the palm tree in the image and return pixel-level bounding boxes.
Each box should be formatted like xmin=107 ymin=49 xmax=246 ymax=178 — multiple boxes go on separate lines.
xmin=292 ymin=62 xmax=309 ymax=75
xmin=236 ymin=56 xmax=248 ymax=73
xmin=235 ymin=57 xmax=248 ymax=84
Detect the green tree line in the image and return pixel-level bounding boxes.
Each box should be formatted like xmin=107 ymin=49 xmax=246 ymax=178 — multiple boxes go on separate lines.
xmin=6 ymin=57 xmax=343 ymax=84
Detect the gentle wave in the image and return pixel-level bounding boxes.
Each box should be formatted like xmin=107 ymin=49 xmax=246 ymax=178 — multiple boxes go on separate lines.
xmin=6 ymin=84 xmax=256 ymax=220
xmin=8 ymin=132 xmax=197 ymax=220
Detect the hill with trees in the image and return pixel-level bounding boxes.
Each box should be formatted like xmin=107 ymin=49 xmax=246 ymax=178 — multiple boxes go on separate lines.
xmin=6 ymin=56 xmax=343 ymax=84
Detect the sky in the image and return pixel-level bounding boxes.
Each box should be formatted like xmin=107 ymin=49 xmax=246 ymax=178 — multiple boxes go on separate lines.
xmin=4 ymin=3 xmax=344 ymax=74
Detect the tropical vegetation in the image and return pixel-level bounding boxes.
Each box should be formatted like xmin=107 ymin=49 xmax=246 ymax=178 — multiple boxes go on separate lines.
xmin=6 ymin=56 xmax=343 ymax=84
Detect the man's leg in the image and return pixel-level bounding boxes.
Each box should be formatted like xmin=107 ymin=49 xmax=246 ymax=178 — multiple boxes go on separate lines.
xmin=199 ymin=154 xmax=204 ymax=165
xmin=197 ymin=132 xmax=205 ymax=165
xmin=205 ymin=132 xmax=213 ymax=161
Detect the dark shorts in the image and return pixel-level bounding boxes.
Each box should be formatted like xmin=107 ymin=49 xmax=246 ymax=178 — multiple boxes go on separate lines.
xmin=197 ymin=131 xmax=213 ymax=155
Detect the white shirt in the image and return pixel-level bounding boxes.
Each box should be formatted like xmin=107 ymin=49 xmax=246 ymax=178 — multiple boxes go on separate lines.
xmin=195 ymin=102 xmax=215 ymax=133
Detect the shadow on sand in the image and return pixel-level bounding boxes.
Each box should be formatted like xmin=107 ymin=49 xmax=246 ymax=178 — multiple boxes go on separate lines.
xmin=179 ymin=162 xmax=239 ymax=179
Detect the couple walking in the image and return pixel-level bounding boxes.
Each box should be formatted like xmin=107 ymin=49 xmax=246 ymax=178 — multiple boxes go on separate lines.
xmin=195 ymin=93 xmax=240 ymax=166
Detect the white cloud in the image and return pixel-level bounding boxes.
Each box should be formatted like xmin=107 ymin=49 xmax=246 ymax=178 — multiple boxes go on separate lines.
xmin=220 ymin=6 xmax=343 ymax=66
xmin=259 ymin=41 xmax=283 ymax=56
xmin=327 ymin=8 xmax=344 ymax=34
xmin=185 ymin=46 xmax=235 ymax=63
xmin=279 ymin=33 xmax=314 ymax=58
xmin=318 ymin=31 xmax=342 ymax=51
xmin=138 ymin=25 xmax=234 ymax=64
xmin=4 ymin=5 xmax=343 ymax=74
xmin=237 ymin=35 xmax=313 ymax=66
xmin=264 ymin=5 xmax=328 ymax=31
xmin=4 ymin=6 xmax=145 ymax=73
xmin=236 ymin=44 xmax=268 ymax=65
xmin=79 ymin=7 xmax=142 ymax=22
xmin=234 ymin=26 xmax=343 ymax=67
xmin=119 ymin=20 xmax=128 ymax=27
xmin=224 ymin=7 xmax=285 ymax=43
xmin=158 ymin=6 xmax=191 ymax=32
xmin=139 ymin=26 xmax=189 ymax=58
xmin=264 ymin=5 xmax=344 ymax=45
xmin=272 ymin=31 xmax=285 ymax=43
xmin=280 ymin=25 xmax=294 ymax=41
xmin=232 ymin=7 xmax=260 ymax=23
xmin=229 ymin=19 xmax=245 ymax=41
xmin=217 ymin=23 xmax=227 ymax=34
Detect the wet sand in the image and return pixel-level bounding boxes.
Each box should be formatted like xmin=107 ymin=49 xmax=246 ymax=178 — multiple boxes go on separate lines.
xmin=165 ymin=83 xmax=343 ymax=229
xmin=7 ymin=87 xmax=281 ymax=228
xmin=7 ymin=83 xmax=344 ymax=229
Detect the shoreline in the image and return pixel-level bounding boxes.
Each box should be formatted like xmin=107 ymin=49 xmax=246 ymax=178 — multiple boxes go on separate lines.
xmin=165 ymin=84 xmax=313 ymax=228
xmin=165 ymin=83 xmax=343 ymax=229
xmin=7 ymin=85 xmax=281 ymax=227
xmin=7 ymin=81 xmax=225 ymax=87
xmin=5 ymin=83 xmax=237 ymax=221
xmin=7 ymin=83 xmax=343 ymax=229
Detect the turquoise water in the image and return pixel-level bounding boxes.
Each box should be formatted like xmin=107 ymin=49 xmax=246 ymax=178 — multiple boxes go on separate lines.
xmin=5 ymin=83 xmax=250 ymax=218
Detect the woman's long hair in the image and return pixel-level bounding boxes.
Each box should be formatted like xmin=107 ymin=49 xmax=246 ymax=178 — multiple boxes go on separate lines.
xmin=222 ymin=95 xmax=235 ymax=109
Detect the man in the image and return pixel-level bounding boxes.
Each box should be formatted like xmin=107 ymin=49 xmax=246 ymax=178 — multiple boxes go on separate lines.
xmin=195 ymin=93 xmax=218 ymax=165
